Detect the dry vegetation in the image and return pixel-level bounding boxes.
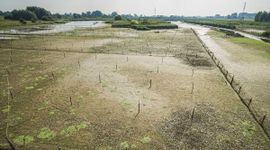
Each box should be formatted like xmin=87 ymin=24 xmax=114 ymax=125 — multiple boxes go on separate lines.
xmin=0 ymin=26 xmax=269 ymax=149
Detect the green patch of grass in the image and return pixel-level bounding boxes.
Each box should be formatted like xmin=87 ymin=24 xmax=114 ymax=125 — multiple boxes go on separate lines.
xmin=2 ymin=105 xmax=10 ymax=113
xmin=140 ymin=136 xmax=151 ymax=144
xmin=95 ymin=145 xmax=113 ymax=150
xmin=120 ymin=141 xmax=129 ymax=149
xmin=229 ymin=37 xmax=270 ymax=50
xmin=13 ymin=135 xmax=34 ymax=145
xmin=7 ymin=116 xmax=22 ymax=127
xmin=25 ymin=86 xmax=34 ymax=90
xmin=37 ymin=127 xmax=56 ymax=140
xmin=121 ymin=100 xmax=131 ymax=111
xmin=49 ymin=111 xmax=55 ymax=115
xmin=240 ymin=121 xmax=256 ymax=138
xmin=60 ymin=122 xmax=87 ymax=137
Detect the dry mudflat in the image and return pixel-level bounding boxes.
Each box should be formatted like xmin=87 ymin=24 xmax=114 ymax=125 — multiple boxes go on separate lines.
xmin=0 ymin=26 xmax=269 ymax=149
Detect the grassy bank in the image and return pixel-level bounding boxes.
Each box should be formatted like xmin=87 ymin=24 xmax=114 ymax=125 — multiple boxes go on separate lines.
xmin=184 ymin=18 xmax=270 ymax=38
xmin=0 ymin=17 xmax=68 ymax=29
xmin=209 ymin=30 xmax=270 ymax=59
xmin=109 ymin=19 xmax=178 ymax=30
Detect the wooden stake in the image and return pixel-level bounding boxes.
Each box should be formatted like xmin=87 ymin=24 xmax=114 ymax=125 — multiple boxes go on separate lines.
xmin=51 ymin=72 xmax=55 ymax=80
xmin=78 ymin=60 xmax=80 ymax=68
xmin=99 ymin=72 xmax=101 ymax=83
xmin=238 ymin=86 xmax=242 ymax=94
xmin=135 ymin=100 xmax=141 ymax=118
xmin=231 ymin=76 xmax=234 ymax=85
xmin=69 ymin=97 xmax=72 ymax=106
xmin=261 ymin=115 xmax=266 ymax=125
xmin=191 ymin=82 xmax=194 ymax=94
xmin=149 ymin=79 xmax=152 ymax=89
xmin=248 ymin=98 xmax=252 ymax=108
xmin=126 ymin=56 xmax=129 ymax=62
xmin=191 ymin=107 xmax=196 ymax=125
xmin=9 ymin=90 xmax=13 ymax=99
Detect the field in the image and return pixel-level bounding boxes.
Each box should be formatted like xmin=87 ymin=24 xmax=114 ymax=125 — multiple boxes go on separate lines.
xmin=0 ymin=26 xmax=270 ymax=149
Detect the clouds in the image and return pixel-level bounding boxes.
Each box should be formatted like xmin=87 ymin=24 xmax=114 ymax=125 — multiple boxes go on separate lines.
xmin=0 ymin=0 xmax=269 ymax=16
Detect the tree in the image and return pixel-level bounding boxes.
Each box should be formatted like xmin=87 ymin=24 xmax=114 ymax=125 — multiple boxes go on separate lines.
xmin=5 ymin=9 xmax=37 ymax=21
xmin=114 ymin=15 xmax=122 ymax=20
xmin=26 ymin=6 xmax=51 ymax=20
xmin=73 ymin=13 xmax=81 ymax=19
xmin=111 ymin=11 xmax=118 ymax=17
xmin=255 ymin=11 xmax=262 ymax=21
xmin=255 ymin=11 xmax=270 ymax=22
xmin=91 ymin=10 xmax=103 ymax=17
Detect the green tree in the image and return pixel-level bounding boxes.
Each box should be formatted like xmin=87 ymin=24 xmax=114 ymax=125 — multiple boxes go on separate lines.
xmin=91 ymin=10 xmax=103 ymax=17
xmin=114 ymin=15 xmax=122 ymax=20
xmin=26 ymin=6 xmax=51 ymax=20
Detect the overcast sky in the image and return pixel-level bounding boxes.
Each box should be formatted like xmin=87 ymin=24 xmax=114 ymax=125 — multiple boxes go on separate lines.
xmin=0 ymin=0 xmax=270 ymax=16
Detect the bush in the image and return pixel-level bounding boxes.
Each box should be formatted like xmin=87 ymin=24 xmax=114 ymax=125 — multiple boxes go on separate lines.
xmin=261 ymin=31 xmax=270 ymax=38
xmin=19 ymin=18 xmax=27 ymax=24
xmin=114 ymin=15 xmax=122 ymax=20
xmin=41 ymin=16 xmax=53 ymax=21
xmin=8 ymin=9 xmax=37 ymax=21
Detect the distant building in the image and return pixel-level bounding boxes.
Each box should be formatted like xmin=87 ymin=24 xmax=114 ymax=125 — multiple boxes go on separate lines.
xmin=238 ymin=12 xmax=256 ymax=20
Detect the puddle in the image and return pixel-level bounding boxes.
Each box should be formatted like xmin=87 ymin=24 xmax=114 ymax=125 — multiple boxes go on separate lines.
xmin=0 ymin=21 xmax=106 ymax=36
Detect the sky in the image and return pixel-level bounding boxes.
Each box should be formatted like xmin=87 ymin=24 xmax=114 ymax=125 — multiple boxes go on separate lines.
xmin=0 ymin=0 xmax=270 ymax=16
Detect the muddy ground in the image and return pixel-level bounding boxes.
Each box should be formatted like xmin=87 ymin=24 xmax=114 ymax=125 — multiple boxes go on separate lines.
xmin=0 ymin=27 xmax=269 ymax=149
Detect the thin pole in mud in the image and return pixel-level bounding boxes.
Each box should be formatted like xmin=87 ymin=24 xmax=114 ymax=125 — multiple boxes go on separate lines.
xmin=99 ymin=72 xmax=101 ymax=83
xmin=261 ymin=115 xmax=267 ymax=125
xmin=230 ymin=76 xmax=234 ymax=85
xmin=191 ymin=82 xmax=194 ymax=94
xmin=248 ymin=98 xmax=252 ymax=108
xmin=69 ymin=97 xmax=72 ymax=106
xmin=157 ymin=65 xmax=159 ymax=73
xmin=238 ymin=86 xmax=242 ymax=94
xmin=78 ymin=60 xmax=81 ymax=68
xmin=192 ymin=68 xmax=194 ymax=77
xmin=9 ymin=89 xmax=14 ymax=99
xmin=149 ymin=79 xmax=152 ymax=89
xmin=191 ymin=107 xmax=196 ymax=125
xmin=161 ymin=57 xmax=164 ymax=64
xmin=135 ymin=100 xmax=141 ymax=118
xmin=126 ymin=56 xmax=129 ymax=62
xmin=5 ymin=67 xmax=10 ymax=76
xmin=51 ymin=72 xmax=55 ymax=80
xmin=63 ymin=52 xmax=66 ymax=58
xmin=115 ymin=64 xmax=118 ymax=71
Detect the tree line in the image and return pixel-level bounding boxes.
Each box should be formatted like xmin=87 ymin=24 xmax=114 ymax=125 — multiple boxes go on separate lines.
xmin=255 ymin=11 xmax=270 ymax=22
